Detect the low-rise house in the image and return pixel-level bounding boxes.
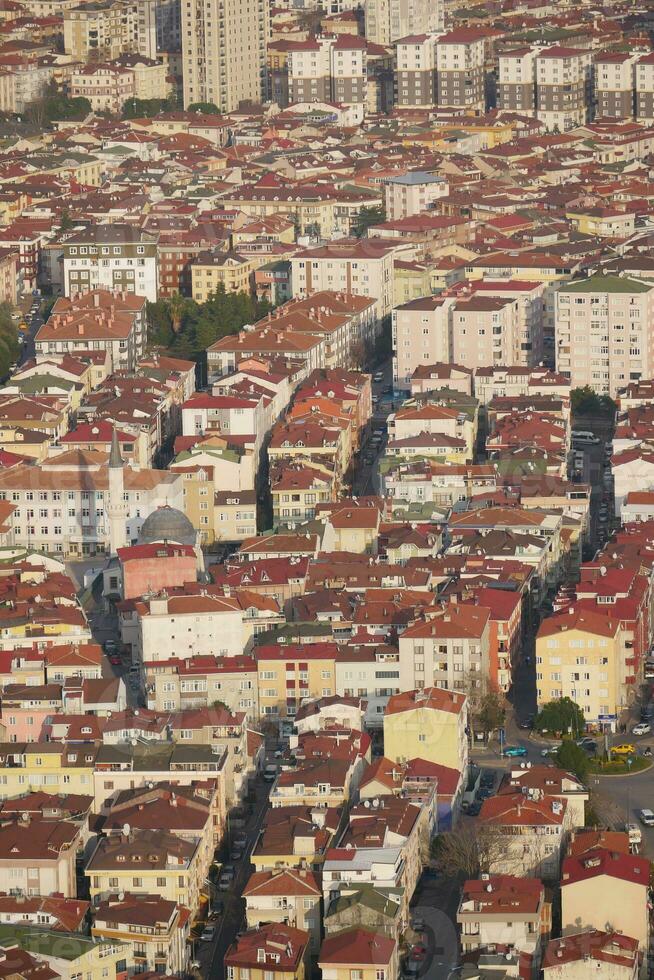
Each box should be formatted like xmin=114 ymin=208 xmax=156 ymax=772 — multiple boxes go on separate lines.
xmin=243 ymin=868 xmax=322 ymax=952
xmin=251 ymin=805 xmax=341 ymax=872
xmin=319 ymin=928 xmax=399 ymax=980
xmin=91 ymin=894 xmax=190 ymax=976
xmin=543 ymin=931 xmax=639 ymax=980
xmin=322 ymin=848 xmax=409 ymax=928
xmin=0 ymin=895 xmax=89 ymax=932
xmin=323 ymin=886 xmax=402 ymax=941
xmin=225 ymin=923 xmax=309 ymax=980
xmin=497 ymin=765 xmax=588 ymax=828
xmin=458 ymin=875 xmax=550 ymax=967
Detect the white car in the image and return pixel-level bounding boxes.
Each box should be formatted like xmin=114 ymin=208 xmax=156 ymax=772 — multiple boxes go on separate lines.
xmin=633 ymin=722 xmax=651 ymax=736
xmin=639 ymin=809 xmax=654 ymax=827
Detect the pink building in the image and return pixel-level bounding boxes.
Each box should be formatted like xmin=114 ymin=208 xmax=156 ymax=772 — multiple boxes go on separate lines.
xmin=112 ymin=543 xmax=197 ymax=600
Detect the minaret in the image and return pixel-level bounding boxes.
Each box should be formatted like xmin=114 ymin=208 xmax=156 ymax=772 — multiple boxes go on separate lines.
xmin=107 ymin=427 xmax=128 ymax=554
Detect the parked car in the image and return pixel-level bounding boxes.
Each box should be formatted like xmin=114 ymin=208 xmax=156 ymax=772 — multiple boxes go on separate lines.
xmin=218 ymin=870 xmax=235 ymax=890
xmin=209 ymin=900 xmax=224 ymax=917
xmin=640 ymin=808 xmax=654 ymax=827
xmin=480 ymin=771 xmax=495 ymax=788
xmin=466 ymin=801 xmax=482 ymax=817
xmin=108 ymin=654 xmax=121 ymax=666
xmin=503 ymin=745 xmax=528 ymax=758
xmin=373 ymin=372 xmax=384 ymax=383
xmin=410 ymin=915 xmax=425 ymax=932
xmin=200 ymin=926 xmax=216 ymax=942
xmin=103 ymin=639 xmax=118 ymax=654
xmin=541 ymin=744 xmax=561 ymax=757
xmin=263 ymin=764 xmax=278 ymax=782
xmin=611 ymin=743 xmax=636 ymax=757
xmin=632 ymin=722 xmax=651 ymax=736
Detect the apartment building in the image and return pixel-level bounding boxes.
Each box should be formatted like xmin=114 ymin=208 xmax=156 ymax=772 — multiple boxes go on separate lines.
xmin=451 ymin=296 xmax=523 ymax=370
xmin=395 ymin=34 xmax=437 ymax=109
xmin=255 ymin=643 xmax=338 ymax=720
xmin=319 ymin=929 xmax=399 ymax=980
xmin=435 ymin=30 xmax=486 ymax=113
xmin=291 ymin=240 xmax=407 ymax=318
xmin=92 ymin=895 xmax=190 ymax=976
xmin=398 ymin=604 xmax=491 ymax=694
xmin=365 ymin=0 xmax=442 ymax=46
xmin=536 ymin=46 xmax=592 ymax=132
xmin=555 ymin=274 xmax=654 ymax=398
xmin=458 ymin=876 xmax=549 ymax=961
xmin=383 ymin=687 xmax=468 ymax=773
xmin=384 ymin=172 xmax=448 ymax=222
xmin=595 ymin=52 xmax=638 ymax=120
xmin=480 ymin=794 xmax=568 ymax=880
xmin=63 ymin=0 xmax=157 ymax=62
xmin=636 ymin=53 xmax=654 ymax=122
xmin=0 ymin=820 xmax=80 ymax=899
xmin=35 ymin=289 xmax=147 ymax=372
xmin=181 ymin=0 xmax=269 ymax=111
xmin=498 ymin=47 xmax=537 ymax=114
xmin=61 ymin=225 xmax=159 ymax=303
xmin=288 ymin=35 xmax=367 ymax=112
xmin=392 ymin=295 xmax=452 ymax=391
xmin=86 ymin=830 xmax=202 ymax=912
xmin=535 ymin=607 xmax=629 ymax=731
xmin=225 ymin=924 xmax=309 ymax=980
xmin=243 ymin=869 xmax=322 ymax=953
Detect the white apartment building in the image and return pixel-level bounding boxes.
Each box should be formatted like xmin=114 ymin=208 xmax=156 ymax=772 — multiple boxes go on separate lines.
xmin=636 ymin=52 xmax=654 ymax=122
xmin=288 ymin=34 xmax=368 ymax=111
xmin=536 ymin=46 xmax=592 ymax=132
xmin=497 ymin=47 xmax=537 ymax=114
xmin=334 ymin=645 xmax=401 ymax=729
xmin=435 ymin=29 xmax=486 ymax=112
xmin=398 ymin=605 xmax=491 ymax=694
xmin=133 ymin=593 xmax=252 ymax=665
xmin=291 ymin=239 xmax=409 ymax=318
xmin=384 ymin=171 xmax=449 ymax=221
xmin=395 ymin=34 xmax=437 ymax=108
xmin=595 ymin=52 xmax=638 ymax=120
xmin=181 ymin=0 xmax=269 ymax=111
xmin=365 ymin=0 xmax=442 ymax=46
xmin=62 ymin=225 xmax=159 ymax=303
xmin=451 ymin=296 xmax=522 ymax=370
xmin=556 ymin=273 xmax=654 ymax=398
xmin=462 ymin=280 xmax=546 ymax=367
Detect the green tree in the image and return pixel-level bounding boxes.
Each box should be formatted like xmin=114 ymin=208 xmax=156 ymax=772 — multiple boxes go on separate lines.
xmin=0 ymin=302 xmax=19 ymax=379
xmin=571 ymin=385 xmax=616 ymax=420
xmin=352 ymin=204 xmax=386 ymax=238
xmin=59 ymin=209 xmax=74 ymax=232
xmin=555 ymin=740 xmax=589 ymax=783
xmin=535 ymin=697 xmax=585 ymax=737
xmin=187 ymin=101 xmax=221 ymax=114
xmin=27 ymin=94 xmax=92 ymax=125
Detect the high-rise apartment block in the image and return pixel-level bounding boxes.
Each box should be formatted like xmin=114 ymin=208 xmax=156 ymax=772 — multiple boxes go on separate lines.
xmin=595 ymin=52 xmax=638 ymax=120
xmin=636 ymin=52 xmax=654 ymax=122
xmin=497 ymin=47 xmax=537 ymax=114
xmin=288 ymin=34 xmax=368 ymax=111
xmin=556 ymin=274 xmax=654 ymax=398
xmin=435 ymin=29 xmax=486 ymax=112
xmin=181 ymin=0 xmax=269 ymax=111
xmin=535 ymin=46 xmax=592 ymax=132
xmin=365 ymin=0 xmax=442 ymax=47
xmin=64 ymin=0 xmax=158 ymax=62
xmin=395 ymin=33 xmax=437 ymax=108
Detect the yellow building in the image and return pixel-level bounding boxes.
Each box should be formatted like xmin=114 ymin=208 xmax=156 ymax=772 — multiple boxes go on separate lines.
xmin=536 ymin=607 xmax=627 ymax=729
xmin=0 ymin=742 xmax=97 ymax=797
xmin=383 ymin=687 xmax=468 ymax=773
xmin=394 ymin=260 xmax=433 ymax=306
xmin=86 ymin=829 xmax=203 ymax=912
xmin=255 ymin=643 xmax=338 ymax=721
xmin=171 ymin=462 xmax=219 ymax=546
xmin=191 ymin=250 xmax=254 ymax=300
xmin=0 ymin=925 xmax=129 ymax=980
xmin=319 ymin=928 xmax=399 ymax=980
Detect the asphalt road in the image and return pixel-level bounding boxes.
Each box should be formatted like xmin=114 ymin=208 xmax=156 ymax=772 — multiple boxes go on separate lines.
xmin=352 ymin=359 xmax=394 ymax=496
xmin=18 ymin=299 xmax=43 ymax=365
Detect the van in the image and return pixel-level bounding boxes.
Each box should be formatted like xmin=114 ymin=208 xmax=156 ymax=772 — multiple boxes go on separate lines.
xmin=263 ymin=764 xmax=278 ymax=782
xmin=572 ymin=430 xmax=599 ymax=445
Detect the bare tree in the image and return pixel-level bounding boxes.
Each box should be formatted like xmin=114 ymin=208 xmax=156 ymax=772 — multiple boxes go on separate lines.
xmin=432 ymin=823 xmax=507 ymax=879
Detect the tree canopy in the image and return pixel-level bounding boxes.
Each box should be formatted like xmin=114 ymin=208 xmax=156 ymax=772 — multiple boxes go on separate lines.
xmin=555 ymin=739 xmax=589 ymax=783
xmin=26 ymin=93 xmax=91 ymax=126
xmin=122 ymin=95 xmax=178 ymax=119
xmin=146 ymin=287 xmax=273 ymax=363
xmin=352 ymin=204 xmax=386 ymax=238
xmin=187 ymin=102 xmax=221 ymax=115
xmin=0 ymin=303 xmax=20 ymax=381
xmin=571 ymin=385 xmax=616 ymax=420
xmin=534 ymin=697 xmax=585 ymax=737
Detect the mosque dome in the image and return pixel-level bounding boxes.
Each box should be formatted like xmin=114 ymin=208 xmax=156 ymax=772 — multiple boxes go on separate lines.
xmin=138 ymin=506 xmax=196 ymax=546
